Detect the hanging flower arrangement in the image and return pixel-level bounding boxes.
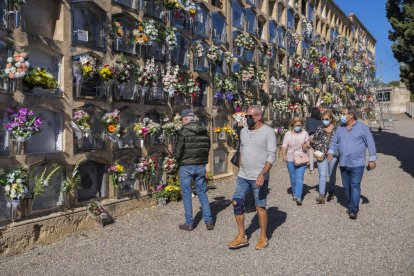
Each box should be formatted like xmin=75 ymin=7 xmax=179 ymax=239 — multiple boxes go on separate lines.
xmin=272 ymin=100 xmax=290 ymax=113
xmin=309 ymin=47 xmax=321 ymax=61
xmin=143 ymin=117 xmax=161 ymax=136
xmin=162 ymin=62 xmax=179 ymax=96
xmin=292 ymin=78 xmax=302 ymax=92
xmin=186 ymin=73 xmax=201 ymax=97
xmin=162 ymin=114 xmax=182 ymax=136
xmin=233 ymin=98 xmax=243 ymax=112
xmin=0 ymin=168 xmax=29 ymax=200
xmin=234 ymin=33 xmax=255 ymax=50
xmin=72 ymin=110 xmax=91 ymax=138
xmin=243 ymin=91 xmax=254 ymax=108
xmin=207 ymin=45 xmax=223 ymax=63
xmin=255 ymin=66 xmax=267 ymax=83
xmin=135 ymin=156 xmax=158 ymax=189
xmin=108 ymin=161 xmax=126 ymax=188
xmin=270 ymin=76 xmax=286 ymax=89
xmin=5 ymin=107 xmax=42 ymax=142
xmin=164 ymin=0 xmax=184 ymax=10
xmin=113 ymin=59 xmax=135 ymax=83
xmin=23 ymin=67 xmax=58 ymax=90
xmin=3 ymin=49 xmax=30 ymax=79
xmin=193 ymin=41 xmax=204 ymax=58
xmin=235 ymin=65 xmax=255 ymax=82
xmin=101 ymin=109 xmax=121 ymax=138
xmin=130 ymin=19 xmax=158 ymax=45
xmin=75 ymin=55 xmax=97 ymax=81
xmin=136 ymin=58 xmax=160 ymax=87
xmin=224 ymin=51 xmax=238 ymax=65
xmin=321 ymin=92 xmax=333 ymax=104
xmin=288 ymin=103 xmax=302 ymax=111
xmin=112 ymin=21 xmax=124 ymax=38
xmin=162 ymin=156 xmax=178 ymax=174
xmin=164 ymin=27 xmax=178 ymax=50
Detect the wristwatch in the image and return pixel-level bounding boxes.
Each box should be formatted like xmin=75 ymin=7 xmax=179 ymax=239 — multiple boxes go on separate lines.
xmin=261 ymin=172 xmax=268 ymax=177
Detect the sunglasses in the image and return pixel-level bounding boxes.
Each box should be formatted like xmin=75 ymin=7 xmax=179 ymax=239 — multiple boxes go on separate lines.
xmin=244 ymin=114 xmax=259 ymax=119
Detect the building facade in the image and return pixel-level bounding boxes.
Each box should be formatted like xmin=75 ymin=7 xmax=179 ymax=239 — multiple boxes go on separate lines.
xmin=0 ymin=0 xmax=376 ymax=225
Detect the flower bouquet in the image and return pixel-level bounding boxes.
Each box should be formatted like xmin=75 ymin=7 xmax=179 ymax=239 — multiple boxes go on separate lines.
xmin=75 ymin=55 xmax=97 ymax=81
xmin=23 ymin=67 xmax=58 ymax=90
xmin=101 ymin=109 xmax=121 ymax=142
xmin=72 ymin=109 xmax=91 ymax=139
xmin=133 ymin=122 xmax=149 ymax=145
xmin=193 ymin=41 xmax=204 ymax=58
xmin=234 ymin=33 xmax=255 ymax=50
xmin=164 ymin=0 xmax=183 ymax=10
xmin=255 ymin=66 xmax=267 ymax=83
xmin=136 ymin=58 xmax=160 ymax=87
xmin=224 ymin=51 xmax=238 ymax=65
xmin=3 ymin=49 xmax=29 ymax=79
xmin=108 ymin=161 xmax=127 ymax=188
xmin=185 ymin=73 xmax=200 ymax=98
xmin=143 ymin=117 xmax=161 ymax=136
xmin=99 ymin=64 xmax=115 ymax=83
xmin=164 ymin=27 xmax=177 ymax=50
xmin=130 ymin=19 xmax=158 ymax=46
xmin=0 ymin=168 xmax=29 ymax=201
xmin=162 ymin=156 xmax=177 ymax=175
xmin=112 ymin=21 xmax=124 ymax=38
xmin=235 ymin=65 xmax=255 ymax=82
xmin=5 ymin=107 xmax=42 ymax=142
xmin=135 ymin=156 xmax=158 ymax=190
xmin=272 ymin=99 xmax=290 ymax=114
xmin=207 ymin=45 xmax=223 ymax=63
xmin=292 ymin=78 xmax=302 ymax=92
xmin=113 ymin=59 xmax=135 ymax=84
xmin=163 ymin=62 xmax=179 ymax=97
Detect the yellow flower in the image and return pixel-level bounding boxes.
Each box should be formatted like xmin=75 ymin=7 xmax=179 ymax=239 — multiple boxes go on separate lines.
xmin=214 ymin=127 xmax=222 ymax=133
xmin=115 ymin=164 xmax=124 ymax=173
xmin=83 ymin=65 xmax=92 ymax=74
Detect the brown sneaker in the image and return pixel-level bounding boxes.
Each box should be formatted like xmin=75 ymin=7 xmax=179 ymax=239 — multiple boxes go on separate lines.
xmin=227 ymin=235 xmax=249 ymax=249
xmin=327 ymin=193 xmax=335 ymax=202
xmin=178 ymin=223 xmax=194 ymax=231
xmin=255 ymin=238 xmax=269 ymax=250
xmin=206 ymin=222 xmax=215 ymax=230
xmin=316 ymin=194 xmax=325 ymax=204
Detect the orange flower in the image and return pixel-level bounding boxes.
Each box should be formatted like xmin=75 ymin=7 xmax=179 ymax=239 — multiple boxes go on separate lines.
xmin=138 ymin=26 xmax=144 ymax=31
xmin=107 ymin=124 xmax=116 ymax=133
xmin=142 ymin=34 xmax=148 ymax=42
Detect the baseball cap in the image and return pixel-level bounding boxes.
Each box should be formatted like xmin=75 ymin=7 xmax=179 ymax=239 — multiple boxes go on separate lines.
xmin=181 ymin=109 xmax=195 ymax=117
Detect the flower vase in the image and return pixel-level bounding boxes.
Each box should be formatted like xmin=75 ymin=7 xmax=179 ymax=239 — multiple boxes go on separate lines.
xmin=116 ymin=82 xmax=126 ymax=100
xmin=106 ymin=132 xmax=119 ymax=143
xmin=118 ymin=140 xmax=123 ymax=149
xmin=157 ymin=197 xmax=167 ymax=206
xmin=10 ymin=199 xmax=20 ymax=222
xmin=140 ymin=86 xmax=148 ymax=102
xmin=139 ymin=139 xmax=144 ymax=148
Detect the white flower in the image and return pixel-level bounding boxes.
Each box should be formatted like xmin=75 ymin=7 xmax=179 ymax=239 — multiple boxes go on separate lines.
xmin=15 ymin=62 xmax=21 ymax=68
xmin=7 ymin=57 xmax=13 ymax=63
xmin=25 ymin=61 xmax=30 ymax=67
xmin=16 ymin=178 xmax=22 ymax=184
xmin=4 ymin=68 xmax=10 ymax=74
xmin=4 ymin=185 xmax=10 ymax=192
xmin=19 ymin=57 xmax=25 ymax=62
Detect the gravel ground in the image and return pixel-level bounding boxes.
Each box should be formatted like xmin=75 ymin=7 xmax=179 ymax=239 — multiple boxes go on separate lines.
xmin=1 ymin=117 xmax=414 ymax=275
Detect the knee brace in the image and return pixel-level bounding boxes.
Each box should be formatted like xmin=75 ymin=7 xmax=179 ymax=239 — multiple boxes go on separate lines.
xmin=232 ymin=198 xmax=245 ymax=215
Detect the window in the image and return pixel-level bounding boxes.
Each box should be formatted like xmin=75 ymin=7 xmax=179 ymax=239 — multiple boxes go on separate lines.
xmin=73 ymin=105 xmax=105 ymax=152
xmin=213 ymin=148 xmax=228 ymax=175
xmin=330 ymin=28 xmax=337 ymax=40
xmin=114 ymin=80 xmax=140 ymax=102
xmin=30 ymin=165 xmax=64 ymax=210
xmin=170 ymin=10 xmax=187 ymax=30
xmin=22 ymin=0 xmax=60 ymax=38
xmin=277 ymin=3 xmax=284 ymax=24
xmin=0 ymin=0 xmax=9 ymax=30
xmin=308 ymin=3 xmax=314 ymax=20
xmin=302 ymin=39 xmax=309 ymax=58
xmin=0 ymin=40 xmax=10 ymax=93
xmin=193 ymin=3 xmax=210 ymax=38
xmin=172 ymin=33 xmax=189 ymax=67
xmin=245 ymin=8 xmax=257 ymax=35
xmin=212 ymin=12 xmax=226 ymax=44
xmin=287 ymin=8 xmax=294 ymax=30
xmin=112 ymin=14 xmax=140 ymax=55
xmin=232 ymin=0 xmax=243 ymax=29
xmin=193 ymin=41 xmax=209 ymax=72
xmin=112 ymin=0 xmax=140 ymax=10
xmin=73 ymin=54 xmax=106 ymax=99
xmin=278 ymin=26 xmax=286 ymax=48
xmin=212 ymin=0 xmax=222 ymax=9
xmin=71 ymin=1 xmax=106 ymax=50
xmin=233 ymin=31 xmax=243 ymax=58
xmin=77 ymin=161 xmax=106 ymax=202
xmin=197 ymin=78 xmax=208 ymax=107
xmin=301 ymin=0 xmax=306 ymax=16
xmin=258 ymin=20 xmax=265 ymax=40
xmin=213 ymin=116 xmax=229 ymax=141
xmin=269 ymin=21 xmax=277 ymax=44
xmin=25 ymin=108 xmax=63 ymax=154
xmin=118 ymin=110 xmax=140 ymax=148
xmin=22 ymin=46 xmax=61 ymax=96
xmin=376 ymin=91 xmax=391 ymax=102
xmin=145 ymin=40 xmax=166 ymax=62
xmin=0 ymin=110 xmax=9 ymax=155
xmin=144 ymin=81 xmax=167 ymax=105
xmin=144 ymin=0 xmax=163 ymax=19
xmin=244 ymin=47 xmax=255 ymax=63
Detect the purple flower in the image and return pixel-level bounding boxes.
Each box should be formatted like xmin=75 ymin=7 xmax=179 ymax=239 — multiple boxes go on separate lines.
xmin=214 ymin=92 xmax=223 ymax=100
xmin=225 ymin=92 xmax=234 ymax=101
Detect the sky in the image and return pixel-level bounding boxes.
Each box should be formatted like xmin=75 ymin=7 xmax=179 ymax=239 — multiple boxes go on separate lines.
xmin=334 ymin=0 xmax=400 ymax=83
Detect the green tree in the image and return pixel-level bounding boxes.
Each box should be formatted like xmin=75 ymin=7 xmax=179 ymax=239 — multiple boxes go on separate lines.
xmin=386 ymin=1 xmax=414 ymax=95
xmin=388 ymin=80 xmax=400 ymax=87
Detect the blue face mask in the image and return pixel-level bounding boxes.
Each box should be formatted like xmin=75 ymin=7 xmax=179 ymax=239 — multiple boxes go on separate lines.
xmin=294 ymin=126 xmax=302 ymax=133
xmin=322 ymin=120 xmax=331 ymax=127
xmin=340 ymin=115 xmax=348 ymax=125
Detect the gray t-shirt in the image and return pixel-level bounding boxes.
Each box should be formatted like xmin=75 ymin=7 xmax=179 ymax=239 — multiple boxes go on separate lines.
xmin=238 ymin=124 xmax=277 ymax=180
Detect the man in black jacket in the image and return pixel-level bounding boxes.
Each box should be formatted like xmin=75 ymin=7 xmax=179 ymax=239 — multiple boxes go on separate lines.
xmin=174 ymin=109 xmax=214 ymax=231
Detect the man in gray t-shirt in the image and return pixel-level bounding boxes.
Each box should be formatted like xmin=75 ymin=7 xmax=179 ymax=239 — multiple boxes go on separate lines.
xmin=227 ymin=105 xmax=277 ymax=250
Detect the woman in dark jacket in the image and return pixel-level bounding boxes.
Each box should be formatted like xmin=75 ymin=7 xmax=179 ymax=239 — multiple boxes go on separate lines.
xmin=305 ymin=107 xmax=323 ymax=174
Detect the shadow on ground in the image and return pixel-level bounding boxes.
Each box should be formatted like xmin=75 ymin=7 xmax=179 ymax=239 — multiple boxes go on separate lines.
xmin=373 ymin=130 xmax=414 ymax=178
xmin=245 ymin=207 xmax=287 ymax=240
xmin=193 ymin=196 xmax=232 ymax=227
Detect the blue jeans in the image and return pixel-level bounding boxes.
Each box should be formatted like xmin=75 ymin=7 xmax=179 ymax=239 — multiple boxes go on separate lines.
xmin=287 ymin=162 xmax=307 ymax=200
xmin=233 ymin=177 xmax=269 ymax=210
xmin=179 ymin=165 xmax=212 ymax=225
xmin=340 ymin=166 xmax=365 ymax=213
xmin=317 ymin=157 xmax=338 ymax=195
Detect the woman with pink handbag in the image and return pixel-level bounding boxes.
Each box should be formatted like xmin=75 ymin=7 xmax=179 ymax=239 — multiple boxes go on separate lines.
xmin=281 ymin=117 xmax=310 ymax=205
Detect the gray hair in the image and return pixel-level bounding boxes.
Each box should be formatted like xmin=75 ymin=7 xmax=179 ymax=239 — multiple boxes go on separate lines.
xmin=344 ymin=106 xmax=358 ymax=120
xmin=249 ymin=105 xmax=263 ymax=116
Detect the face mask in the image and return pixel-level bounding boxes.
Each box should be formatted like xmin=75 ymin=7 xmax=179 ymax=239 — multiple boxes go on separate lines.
xmin=340 ymin=115 xmax=348 ymax=125
xmin=294 ymin=126 xmax=302 ymax=133
xmin=322 ymin=120 xmax=331 ymax=127
xmin=246 ymin=118 xmax=256 ymax=129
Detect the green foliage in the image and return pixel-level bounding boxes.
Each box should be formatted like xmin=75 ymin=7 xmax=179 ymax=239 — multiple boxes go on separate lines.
xmin=386 ymin=1 xmax=414 ymax=94
xmin=32 ymin=165 xmax=61 ymax=198
xmin=23 ymin=67 xmax=58 ymax=90
xmin=388 ymin=80 xmax=400 ymax=87
xmin=61 ymin=159 xmax=83 ymax=194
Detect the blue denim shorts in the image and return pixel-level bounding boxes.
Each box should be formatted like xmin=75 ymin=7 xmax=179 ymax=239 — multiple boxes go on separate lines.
xmin=233 ymin=176 xmax=269 ymax=208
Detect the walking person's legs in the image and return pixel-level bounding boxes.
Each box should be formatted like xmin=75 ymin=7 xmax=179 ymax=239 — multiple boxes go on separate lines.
xmin=327 ymin=157 xmax=338 ymax=197
xmin=308 ymin=148 xmax=315 ymax=174
xmin=287 ymin=162 xmax=297 ymax=199
xmin=194 ymin=165 xmax=213 ymax=228
xmin=316 ymin=159 xmax=328 ymax=203
xmin=179 ymin=166 xmax=195 ymax=230
xmin=348 ymin=166 xmax=365 ymax=217
xmin=252 ymin=180 xmax=269 ymax=250
xmin=294 ymin=164 xmax=307 ymax=204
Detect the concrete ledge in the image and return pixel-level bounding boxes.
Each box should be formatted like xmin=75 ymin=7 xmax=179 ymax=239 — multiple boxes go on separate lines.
xmin=0 ymin=195 xmax=155 ymax=256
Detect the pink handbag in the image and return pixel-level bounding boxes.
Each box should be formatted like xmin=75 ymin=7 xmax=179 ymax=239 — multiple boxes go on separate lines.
xmin=293 ymin=151 xmax=310 ymax=166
